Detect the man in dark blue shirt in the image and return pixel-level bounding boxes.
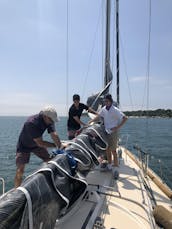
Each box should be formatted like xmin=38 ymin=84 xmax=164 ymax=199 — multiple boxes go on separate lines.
xmin=14 ymin=106 xmax=63 ymax=188
xmin=67 ymin=94 xmax=97 ymax=139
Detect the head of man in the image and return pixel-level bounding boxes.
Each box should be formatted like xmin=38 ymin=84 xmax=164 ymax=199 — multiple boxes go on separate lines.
xmin=41 ymin=106 xmax=59 ymax=124
xmin=104 ymin=94 xmax=113 ymax=110
xmin=73 ymin=94 xmax=80 ymax=108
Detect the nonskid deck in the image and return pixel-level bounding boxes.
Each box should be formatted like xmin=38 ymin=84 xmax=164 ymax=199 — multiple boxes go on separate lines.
xmin=55 ymin=147 xmax=172 ymax=229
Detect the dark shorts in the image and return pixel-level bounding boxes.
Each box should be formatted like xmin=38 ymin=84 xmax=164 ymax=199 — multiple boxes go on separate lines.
xmin=16 ymin=147 xmax=50 ymax=166
xmin=107 ymin=131 xmax=118 ymax=150
xmin=67 ymin=127 xmax=80 ymax=140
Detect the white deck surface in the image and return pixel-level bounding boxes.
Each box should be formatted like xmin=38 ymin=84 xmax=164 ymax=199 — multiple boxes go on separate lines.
xmin=55 ymin=148 xmax=172 ymax=229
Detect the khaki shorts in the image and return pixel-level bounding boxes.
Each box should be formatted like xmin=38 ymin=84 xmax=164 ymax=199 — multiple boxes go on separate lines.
xmin=16 ymin=147 xmax=50 ymax=166
xmin=107 ymin=131 xmax=118 ymax=150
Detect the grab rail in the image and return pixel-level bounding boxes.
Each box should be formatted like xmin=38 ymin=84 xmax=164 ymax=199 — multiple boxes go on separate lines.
xmin=0 ymin=177 xmax=5 ymax=195
xmin=133 ymin=145 xmax=149 ymax=177
xmin=119 ymin=134 xmax=129 ymax=148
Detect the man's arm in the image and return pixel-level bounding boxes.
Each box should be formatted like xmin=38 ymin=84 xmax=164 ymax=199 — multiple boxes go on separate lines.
xmin=33 ymin=131 xmax=62 ymax=149
xmin=33 ymin=137 xmax=56 ymax=148
xmin=111 ymin=116 xmax=128 ymax=132
xmin=88 ymin=107 xmax=98 ymax=115
xmin=88 ymin=114 xmax=100 ymax=124
xmin=50 ymin=131 xmax=62 ymax=148
xmin=73 ymin=116 xmax=87 ymax=127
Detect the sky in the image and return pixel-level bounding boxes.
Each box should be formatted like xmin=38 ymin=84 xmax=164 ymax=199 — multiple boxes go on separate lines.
xmin=0 ymin=0 xmax=172 ymax=116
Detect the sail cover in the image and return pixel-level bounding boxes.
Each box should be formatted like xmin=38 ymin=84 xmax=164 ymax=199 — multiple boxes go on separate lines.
xmin=0 ymin=123 xmax=108 ymax=229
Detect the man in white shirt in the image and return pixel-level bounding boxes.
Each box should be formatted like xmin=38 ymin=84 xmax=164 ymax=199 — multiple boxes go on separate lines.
xmin=89 ymin=94 xmax=128 ymax=174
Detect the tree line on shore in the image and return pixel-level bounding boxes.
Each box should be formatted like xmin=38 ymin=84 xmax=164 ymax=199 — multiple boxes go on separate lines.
xmin=124 ymin=109 xmax=172 ymax=118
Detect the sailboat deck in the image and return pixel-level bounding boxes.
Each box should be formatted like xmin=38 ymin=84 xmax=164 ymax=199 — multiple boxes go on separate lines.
xmin=55 ymin=148 xmax=172 ymax=229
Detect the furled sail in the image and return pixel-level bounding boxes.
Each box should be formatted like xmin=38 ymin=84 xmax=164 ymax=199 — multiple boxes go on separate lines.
xmin=86 ymin=80 xmax=112 ymax=111
xmin=0 ymin=124 xmax=108 ymax=229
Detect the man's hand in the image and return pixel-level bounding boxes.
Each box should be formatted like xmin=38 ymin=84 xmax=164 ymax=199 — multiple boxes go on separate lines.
xmin=88 ymin=120 xmax=94 ymax=125
xmin=60 ymin=142 xmax=69 ymax=149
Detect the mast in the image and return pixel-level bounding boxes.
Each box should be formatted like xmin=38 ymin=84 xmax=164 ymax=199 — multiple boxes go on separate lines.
xmin=104 ymin=0 xmax=111 ymax=87
xmin=87 ymin=0 xmax=113 ymax=110
xmin=116 ymin=0 xmax=119 ymax=106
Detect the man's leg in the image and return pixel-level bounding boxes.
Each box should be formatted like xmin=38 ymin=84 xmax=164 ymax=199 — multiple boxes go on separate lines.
xmin=15 ymin=152 xmax=30 ymax=188
xmin=68 ymin=129 xmax=76 ymax=140
xmin=108 ymin=131 xmax=118 ymax=167
xmin=106 ymin=148 xmax=112 ymax=164
xmin=112 ymin=149 xmax=118 ymax=167
xmin=33 ymin=147 xmax=51 ymax=162
xmin=14 ymin=164 xmax=25 ymax=188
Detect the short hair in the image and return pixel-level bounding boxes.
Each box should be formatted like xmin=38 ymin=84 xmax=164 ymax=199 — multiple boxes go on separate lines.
xmin=73 ymin=94 xmax=80 ymax=101
xmin=105 ymin=94 xmax=113 ymax=102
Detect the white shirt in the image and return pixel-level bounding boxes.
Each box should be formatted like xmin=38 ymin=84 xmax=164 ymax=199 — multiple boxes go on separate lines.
xmin=99 ymin=105 xmax=124 ymax=130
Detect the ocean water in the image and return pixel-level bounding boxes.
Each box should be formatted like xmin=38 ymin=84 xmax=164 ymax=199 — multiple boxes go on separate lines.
xmin=0 ymin=116 xmax=172 ymax=193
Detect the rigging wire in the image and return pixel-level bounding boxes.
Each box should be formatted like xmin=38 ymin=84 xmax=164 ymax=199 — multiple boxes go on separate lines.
xmin=66 ymin=0 xmax=69 ymax=116
xmin=118 ymin=0 xmax=151 ymax=113
xmin=101 ymin=0 xmax=105 ymax=89
xmin=111 ymin=0 xmax=116 ymax=99
xmin=146 ymin=0 xmax=151 ymax=113
xmin=141 ymin=0 xmax=152 ymax=112
xmin=110 ymin=0 xmax=134 ymax=110
xmin=145 ymin=0 xmax=152 ymax=145
xmin=116 ymin=0 xmax=120 ymax=107
xmin=119 ymin=35 xmax=134 ymax=111
xmin=81 ymin=1 xmax=104 ymax=102
xmin=141 ymin=0 xmax=152 ymax=145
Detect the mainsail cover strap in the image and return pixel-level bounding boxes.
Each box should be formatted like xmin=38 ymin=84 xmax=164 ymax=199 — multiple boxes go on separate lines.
xmin=75 ymin=135 xmax=99 ymax=165
xmin=17 ymin=187 xmax=33 ymax=229
xmin=68 ymin=141 xmax=94 ymax=166
xmin=48 ymin=160 xmax=88 ymax=186
xmin=82 ymin=125 xmax=108 ymax=150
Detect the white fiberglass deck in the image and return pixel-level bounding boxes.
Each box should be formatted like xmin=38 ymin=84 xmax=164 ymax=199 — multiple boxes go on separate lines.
xmin=55 ymin=147 xmax=172 ymax=229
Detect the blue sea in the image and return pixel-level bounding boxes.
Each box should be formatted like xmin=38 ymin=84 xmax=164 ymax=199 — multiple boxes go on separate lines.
xmin=0 ymin=116 xmax=172 ymax=193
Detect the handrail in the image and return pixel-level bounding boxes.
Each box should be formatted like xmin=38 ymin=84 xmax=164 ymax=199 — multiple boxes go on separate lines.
xmin=123 ymin=147 xmax=172 ymax=199
xmin=119 ymin=134 xmax=129 ymax=148
xmin=0 ymin=177 xmax=5 ymax=195
xmin=133 ymin=145 xmax=149 ymax=177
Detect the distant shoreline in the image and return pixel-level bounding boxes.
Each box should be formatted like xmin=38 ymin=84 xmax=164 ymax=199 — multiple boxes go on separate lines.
xmin=124 ymin=109 xmax=172 ymax=118
xmin=127 ymin=116 xmax=172 ymax=119
xmin=0 ymin=109 xmax=172 ymax=118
